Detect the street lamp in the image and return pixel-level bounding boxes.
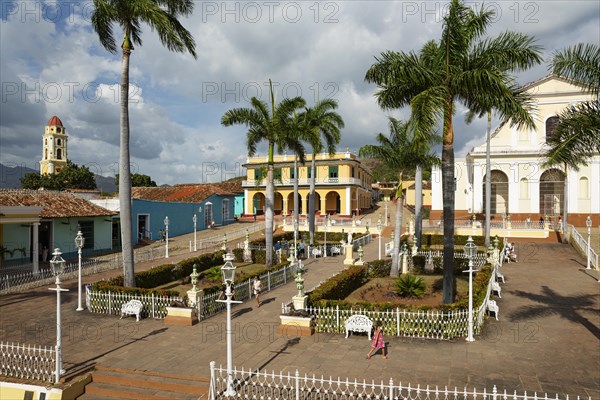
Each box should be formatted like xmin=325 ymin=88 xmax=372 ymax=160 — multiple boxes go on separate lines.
xmin=49 ymin=248 xmax=69 ymax=383
xmin=323 ymin=215 xmax=328 ymax=257
xmin=74 ymin=228 xmax=85 ymax=311
xmin=216 ymin=253 xmax=242 ymax=397
xmin=384 ymin=202 xmax=389 ymax=226
xmin=586 ymin=216 xmax=592 ymax=270
xmin=377 ymin=214 xmax=382 ymax=260
xmin=193 ymin=214 xmax=197 ymax=252
xmin=463 ymin=236 xmax=478 ymax=342
xmin=164 ymin=216 xmax=169 ymax=258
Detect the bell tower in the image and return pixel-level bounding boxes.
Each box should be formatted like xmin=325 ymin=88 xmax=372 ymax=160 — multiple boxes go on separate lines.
xmin=40 ymin=115 xmax=68 ymax=175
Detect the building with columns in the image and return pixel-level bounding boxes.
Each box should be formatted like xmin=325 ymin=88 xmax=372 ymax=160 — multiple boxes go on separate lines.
xmin=242 ymin=150 xmax=373 ymax=218
xmin=430 ymin=75 xmax=600 ymax=226
xmin=40 ymin=115 xmax=68 ymax=175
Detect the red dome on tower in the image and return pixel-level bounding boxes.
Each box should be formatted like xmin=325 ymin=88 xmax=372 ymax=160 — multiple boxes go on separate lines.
xmin=47 ymin=116 xmax=63 ymax=127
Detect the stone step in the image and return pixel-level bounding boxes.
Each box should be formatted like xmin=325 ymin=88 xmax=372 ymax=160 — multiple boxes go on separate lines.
xmin=77 ymin=365 xmax=209 ymax=400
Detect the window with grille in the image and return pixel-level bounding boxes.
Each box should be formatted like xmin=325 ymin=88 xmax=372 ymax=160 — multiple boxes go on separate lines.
xmin=78 ymin=220 xmax=94 ymax=249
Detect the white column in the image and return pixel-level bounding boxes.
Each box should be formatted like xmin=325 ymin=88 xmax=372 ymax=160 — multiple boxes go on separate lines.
xmin=530 ymin=167 xmax=541 ymax=214
xmin=591 ymin=156 xmax=600 ymax=213
xmin=568 ymin=168 xmax=579 ymax=213
xmin=431 ymin=165 xmax=442 ymax=211
xmin=32 ymin=222 xmax=40 ymax=273
xmin=244 ymin=189 xmax=249 ymax=215
xmin=508 ymin=171 xmax=519 ymax=215
xmin=345 ymin=187 xmax=351 ymax=215
xmin=472 ymin=161 xmax=483 ymax=213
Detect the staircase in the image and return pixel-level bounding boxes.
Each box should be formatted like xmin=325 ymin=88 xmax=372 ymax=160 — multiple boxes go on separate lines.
xmin=77 ymin=365 xmax=210 ymax=399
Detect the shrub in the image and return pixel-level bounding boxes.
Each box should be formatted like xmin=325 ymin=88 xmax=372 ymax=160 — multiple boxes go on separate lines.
xmin=366 ymin=260 xmax=391 ymax=278
xmin=412 ymin=255 xmax=426 ymax=274
xmin=422 ymin=234 xmax=486 ymax=247
xmin=232 ymin=248 xmax=244 ymax=262
xmin=453 ymin=257 xmax=470 ymax=275
xmin=432 ymin=257 xmax=443 ymax=274
xmin=308 ymin=265 xmax=368 ymax=305
xmin=395 ymin=274 xmax=427 ymax=298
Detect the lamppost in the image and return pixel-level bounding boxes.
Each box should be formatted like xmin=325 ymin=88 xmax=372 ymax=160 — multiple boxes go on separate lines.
xmin=586 ymin=216 xmax=592 ymax=270
xmin=49 ymin=248 xmax=68 ymax=383
xmin=377 ymin=214 xmax=382 ymax=260
xmin=74 ymin=228 xmax=85 ymax=311
xmin=463 ymin=236 xmax=478 ymax=342
xmin=323 ymin=215 xmax=328 ymax=258
xmin=193 ymin=214 xmax=197 ymax=252
xmin=384 ymin=202 xmax=389 ymax=226
xmin=164 ymin=216 xmax=169 ymax=258
xmin=216 ymin=253 xmax=242 ymax=397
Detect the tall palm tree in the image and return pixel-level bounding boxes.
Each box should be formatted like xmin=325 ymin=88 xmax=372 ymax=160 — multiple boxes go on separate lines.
xmin=365 ymin=0 xmax=542 ymax=303
xmin=300 ymin=99 xmax=344 ymax=245
xmin=222 ymin=80 xmax=306 ymax=266
xmin=91 ymin=0 xmax=197 ymax=287
xmin=360 ymin=117 xmax=438 ymax=277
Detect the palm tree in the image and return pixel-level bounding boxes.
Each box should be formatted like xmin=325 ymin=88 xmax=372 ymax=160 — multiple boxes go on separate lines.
xmin=300 ymin=99 xmax=344 ymax=245
xmin=222 ymin=80 xmax=306 ymax=266
xmin=91 ymin=0 xmax=197 ymax=287
xmin=365 ymin=0 xmax=542 ymax=303
xmin=360 ymin=117 xmax=438 ymax=277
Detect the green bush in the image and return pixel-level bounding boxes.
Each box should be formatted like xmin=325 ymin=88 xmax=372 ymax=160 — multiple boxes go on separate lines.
xmin=432 ymin=257 xmax=443 ymax=274
xmin=422 ymin=235 xmax=485 ymax=247
xmin=395 ymin=274 xmax=427 ymax=298
xmin=412 ymin=255 xmax=426 ymax=274
xmin=453 ymin=257 xmax=470 ymax=275
xmin=308 ymin=265 xmax=368 ymax=305
xmin=232 ymin=248 xmax=244 ymax=262
xmin=365 ymin=260 xmax=391 ymax=278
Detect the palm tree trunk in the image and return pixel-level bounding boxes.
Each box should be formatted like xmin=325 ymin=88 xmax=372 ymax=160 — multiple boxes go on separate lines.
xmin=294 ymin=156 xmax=299 ymax=257
xmin=485 ymin=111 xmax=492 ymax=247
xmin=391 ymin=173 xmax=403 ymax=278
xmin=415 ymin=166 xmax=423 ymax=248
xmin=120 ymin=46 xmax=135 ymax=288
xmin=441 ymin=105 xmax=455 ymax=304
xmin=563 ymin=163 xmax=569 ymax=244
xmin=265 ymin=146 xmax=275 ymax=267
xmin=308 ymin=153 xmax=316 ymax=245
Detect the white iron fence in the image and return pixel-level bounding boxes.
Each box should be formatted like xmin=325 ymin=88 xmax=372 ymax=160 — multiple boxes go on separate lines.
xmin=0 ymin=342 xmax=56 ymax=383
xmin=0 ymin=259 xmax=99 ymax=294
xmin=569 ymin=225 xmax=599 ymax=270
xmin=208 ymin=362 xmax=589 ymax=400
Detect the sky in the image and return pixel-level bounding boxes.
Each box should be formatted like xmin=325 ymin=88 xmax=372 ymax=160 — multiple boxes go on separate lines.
xmin=1 ymin=0 xmax=599 ymax=186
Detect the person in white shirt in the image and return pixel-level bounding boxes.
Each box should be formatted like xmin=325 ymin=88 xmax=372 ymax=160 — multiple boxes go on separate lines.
xmin=253 ymin=276 xmax=263 ymax=307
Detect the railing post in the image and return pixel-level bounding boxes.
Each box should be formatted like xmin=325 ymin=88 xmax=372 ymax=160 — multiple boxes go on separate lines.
xmin=108 ymin=291 xmax=112 ymax=315
xmin=209 ymin=361 xmax=216 ymax=400
xmin=267 ymin=271 xmax=271 ymax=291
xmin=336 ymin=305 xmax=339 ymax=333
xmin=283 ymin=265 xmax=287 ymax=284
xmin=152 ymin=293 xmax=155 ymax=319
xmin=295 ymin=369 xmax=300 ymax=400
xmin=389 ymin=378 xmax=394 ymax=400
xmin=396 ymin=307 xmax=400 ymax=336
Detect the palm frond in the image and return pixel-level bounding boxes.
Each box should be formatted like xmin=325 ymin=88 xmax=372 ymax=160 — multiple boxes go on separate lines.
xmin=552 ymin=43 xmax=600 ymax=95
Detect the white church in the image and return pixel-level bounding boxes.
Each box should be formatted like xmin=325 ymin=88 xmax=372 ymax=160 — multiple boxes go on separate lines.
xmin=431 ymin=75 xmax=599 ymax=227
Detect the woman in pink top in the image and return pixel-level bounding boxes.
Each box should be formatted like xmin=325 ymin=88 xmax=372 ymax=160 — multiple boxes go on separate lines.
xmin=367 ymin=321 xmax=387 ymax=359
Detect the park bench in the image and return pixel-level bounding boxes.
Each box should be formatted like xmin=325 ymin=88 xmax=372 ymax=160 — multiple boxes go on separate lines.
xmin=491 ymin=281 xmax=502 ymax=298
xmin=344 ymin=315 xmax=373 ymax=340
xmin=330 ymin=246 xmax=342 ymax=256
xmin=312 ymin=247 xmax=323 ymax=258
xmin=487 ymin=299 xmax=499 ymax=320
xmin=120 ymin=300 xmax=143 ymax=322
xmin=495 ymin=267 xmax=505 ymax=283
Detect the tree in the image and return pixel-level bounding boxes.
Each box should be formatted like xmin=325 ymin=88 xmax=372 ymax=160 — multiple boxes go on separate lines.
xmin=359 ymin=117 xmax=438 ymax=277
xmin=115 ymin=173 xmax=157 ymax=187
xmin=544 ymin=43 xmax=600 ymax=242
xmin=365 ymin=0 xmax=542 ymax=303
xmin=222 ymin=80 xmax=306 ymax=266
xmin=91 ymin=0 xmax=197 ymax=287
xmin=21 ymin=161 xmax=97 ymax=190
xmin=299 ymin=99 xmax=344 ymax=245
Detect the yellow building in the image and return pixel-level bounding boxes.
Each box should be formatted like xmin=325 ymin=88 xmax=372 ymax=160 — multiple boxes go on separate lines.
xmin=40 ymin=115 xmax=68 ymax=175
xmin=242 ymin=150 xmax=373 ymax=217
xmin=404 ymin=181 xmax=432 ymax=209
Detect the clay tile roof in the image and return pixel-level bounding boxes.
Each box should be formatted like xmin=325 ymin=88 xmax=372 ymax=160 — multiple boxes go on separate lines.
xmin=47 ymin=115 xmax=63 ymax=127
xmin=131 ymin=184 xmax=236 ymax=203
xmin=0 ymin=189 xmax=116 ymax=218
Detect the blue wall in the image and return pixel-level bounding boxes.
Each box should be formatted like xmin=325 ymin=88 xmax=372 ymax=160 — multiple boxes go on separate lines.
xmin=131 ymin=194 xmax=236 ymax=244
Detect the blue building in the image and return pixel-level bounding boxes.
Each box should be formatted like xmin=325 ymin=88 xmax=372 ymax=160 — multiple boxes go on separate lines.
xmin=131 ymin=184 xmax=240 ymax=244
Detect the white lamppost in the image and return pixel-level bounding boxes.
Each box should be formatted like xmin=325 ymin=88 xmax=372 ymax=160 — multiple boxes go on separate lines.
xmin=586 ymin=216 xmax=592 ymax=270
xmin=193 ymin=214 xmax=197 ymax=252
xmin=384 ymin=202 xmax=389 ymax=226
xmin=323 ymin=215 xmax=328 ymax=258
xmin=377 ymin=214 xmax=382 ymax=260
xmin=164 ymin=216 xmax=169 ymax=258
xmin=293 ymin=218 xmax=299 ymax=260
xmin=463 ymin=236 xmax=478 ymax=342
xmin=217 ymin=253 xmax=242 ymax=397
xmin=49 ymin=248 xmax=68 ymax=383
xmin=74 ymin=229 xmax=85 ymax=311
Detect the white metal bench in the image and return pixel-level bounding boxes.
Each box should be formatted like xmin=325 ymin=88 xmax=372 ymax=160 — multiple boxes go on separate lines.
xmin=344 ymin=315 xmax=373 ymax=340
xmin=487 ymin=299 xmax=499 ymax=320
xmin=330 ymin=246 xmax=342 ymax=256
xmin=120 ymin=300 xmax=143 ymax=322
xmin=491 ymin=281 xmax=502 ymax=298
xmin=495 ymin=268 xmax=505 ymax=283
xmin=312 ymin=247 xmax=323 ymax=258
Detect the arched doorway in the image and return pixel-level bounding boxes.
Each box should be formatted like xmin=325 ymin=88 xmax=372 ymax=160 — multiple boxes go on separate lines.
xmin=286 ymin=192 xmax=303 ymax=214
xmin=252 ymin=193 xmax=266 ymax=215
xmin=314 ymin=192 xmax=321 ymax=213
xmin=325 ymin=191 xmax=341 ymax=215
xmin=483 ymin=170 xmax=509 ymax=214
xmin=539 ymin=169 xmax=565 ymax=217
xmin=274 ymin=192 xmax=283 ymax=215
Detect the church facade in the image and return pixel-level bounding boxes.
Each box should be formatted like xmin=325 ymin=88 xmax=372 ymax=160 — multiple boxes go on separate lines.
xmin=431 ymin=75 xmax=599 ymax=226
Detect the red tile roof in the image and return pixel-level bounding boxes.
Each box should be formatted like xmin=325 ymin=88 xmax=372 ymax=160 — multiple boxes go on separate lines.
xmin=131 ymin=183 xmax=238 ymax=203
xmin=0 ymin=189 xmax=116 ymax=218
xmin=47 ymin=115 xmax=63 ymax=127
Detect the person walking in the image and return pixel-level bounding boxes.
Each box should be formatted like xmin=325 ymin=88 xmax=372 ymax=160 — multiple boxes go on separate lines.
xmin=367 ymin=321 xmax=387 ymax=359
xmin=253 ymin=276 xmax=263 ymax=307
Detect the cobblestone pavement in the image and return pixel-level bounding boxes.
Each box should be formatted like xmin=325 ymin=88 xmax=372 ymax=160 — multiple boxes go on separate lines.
xmin=1 ymin=207 xmax=599 ymax=399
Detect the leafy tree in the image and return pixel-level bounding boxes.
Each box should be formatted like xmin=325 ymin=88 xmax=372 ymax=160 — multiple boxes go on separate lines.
xmin=91 ymin=0 xmax=197 ymax=287
xmin=21 ymin=161 xmax=96 ymax=190
xmin=115 ymin=173 xmax=157 ymax=187
xmin=359 ymin=117 xmax=438 ymax=277
xmin=222 ymin=80 xmax=306 ymax=266
xmin=365 ymin=0 xmax=541 ymax=302
xmin=20 ymin=173 xmax=44 ymax=190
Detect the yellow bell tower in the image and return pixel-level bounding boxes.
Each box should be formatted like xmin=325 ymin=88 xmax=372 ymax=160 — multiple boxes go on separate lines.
xmin=40 ymin=115 xmax=68 ymax=175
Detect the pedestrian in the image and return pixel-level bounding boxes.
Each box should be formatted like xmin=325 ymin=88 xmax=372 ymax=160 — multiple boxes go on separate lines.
xmin=367 ymin=321 xmax=387 ymax=359
xmin=253 ymin=276 xmax=263 ymax=307
xmin=539 ymin=216 xmax=544 ymax=228
xmin=526 ymin=215 xmax=531 ymax=228
xmin=557 ymin=217 xmax=563 ymax=233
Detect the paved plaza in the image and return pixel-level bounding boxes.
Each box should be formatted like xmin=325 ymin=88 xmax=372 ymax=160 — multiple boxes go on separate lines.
xmin=1 ymin=218 xmax=599 ymax=399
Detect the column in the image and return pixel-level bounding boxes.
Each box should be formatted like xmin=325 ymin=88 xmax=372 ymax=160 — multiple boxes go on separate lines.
xmin=345 ymin=187 xmax=351 ymax=215
xmin=32 ymin=222 xmax=40 ymax=273
xmin=320 ymin=194 xmax=327 ymax=215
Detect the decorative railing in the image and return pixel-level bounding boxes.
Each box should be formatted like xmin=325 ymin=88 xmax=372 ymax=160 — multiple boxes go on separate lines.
xmin=243 ymin=177 xmax=368 ymax=188
xmin=351 ymin=233 xmax=372 ymax=250
xmin=208 ymin=362 xmax=588 ymax=400
xmin=423 ymin=220 xmax=547 ymax=230
xmin=0 ymin=342 xmax=56 ymax=383
xmin=569 ymin=225 xmax=599 ymax=270
xmin=0 ymin=259 xmax=99 ymax=294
